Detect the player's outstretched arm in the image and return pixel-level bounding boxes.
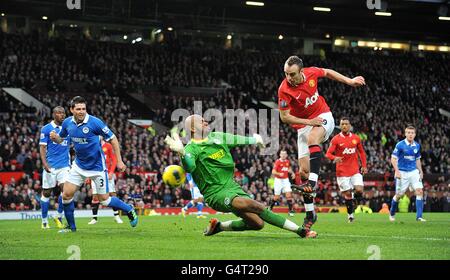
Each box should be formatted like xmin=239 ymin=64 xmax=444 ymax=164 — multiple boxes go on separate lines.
xmin=323 ymin=69 xmax=365 ymax=87
xmin=214 ymin=132 xmax=264 ymax=148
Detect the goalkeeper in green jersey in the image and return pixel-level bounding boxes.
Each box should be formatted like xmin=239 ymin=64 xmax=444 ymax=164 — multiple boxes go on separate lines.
xmin=165 ymin=114 xmax=317 ymax=238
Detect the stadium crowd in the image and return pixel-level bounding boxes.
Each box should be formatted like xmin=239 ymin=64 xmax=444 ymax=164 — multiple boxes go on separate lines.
xmin=0 ymin=30 xmax=449 ymax=212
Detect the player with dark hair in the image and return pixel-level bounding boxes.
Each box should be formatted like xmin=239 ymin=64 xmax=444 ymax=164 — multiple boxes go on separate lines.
xmin=50 ymin=96 xmax=138 ymax=232
xmin=278 ymin=55 xmax=366 ymax=231
xmin=326 ymin=117 xmax=367 ymax=222
xmin=39 ymin=106 xmax=70 ymax=229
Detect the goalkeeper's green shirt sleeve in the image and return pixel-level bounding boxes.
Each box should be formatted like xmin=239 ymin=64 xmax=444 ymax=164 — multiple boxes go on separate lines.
xmin=213 ymin=132 xmax=256 ymax=148
xmin=181 ymin=145 xmax=197 ymax=173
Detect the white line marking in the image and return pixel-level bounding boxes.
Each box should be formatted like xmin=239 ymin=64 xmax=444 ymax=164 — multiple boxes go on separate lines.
xmin=226 ymin=231 xmax=449 ymax=242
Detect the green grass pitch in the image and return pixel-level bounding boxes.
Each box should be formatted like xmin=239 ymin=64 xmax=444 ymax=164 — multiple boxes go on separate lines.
xmin=0 ymin=213 xmax=448 ymax=260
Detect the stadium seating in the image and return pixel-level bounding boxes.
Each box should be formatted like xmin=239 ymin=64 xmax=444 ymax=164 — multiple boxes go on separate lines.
xmin=0 ymin=30 xmax=448 ymax=212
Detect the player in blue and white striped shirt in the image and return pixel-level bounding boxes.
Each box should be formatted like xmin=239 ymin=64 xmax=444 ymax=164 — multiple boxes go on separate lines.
xmin=39 ymin=106 xmax=70 ymax=229
xmin=50 ymin=96 xmax=138 ymax=232
xmin=390 ymin=125 xmax=426 ymax=222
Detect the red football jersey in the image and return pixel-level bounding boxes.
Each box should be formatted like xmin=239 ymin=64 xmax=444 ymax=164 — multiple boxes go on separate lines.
xmin=278 ymin=67 xmax=331 ymax=129
xmin=273 ymin=159 xmax=291 ymax=179
xmin=326 ymin=132 xmax=367 ymax=177
xmin=102 ymin=142 xmax=117 ymax=174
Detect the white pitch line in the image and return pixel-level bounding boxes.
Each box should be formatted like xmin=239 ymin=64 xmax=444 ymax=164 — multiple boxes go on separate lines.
xmin=227 ymin=231 xmax=449 ymax=242
xmin=319 ymin=233 xmax=449 ymax=242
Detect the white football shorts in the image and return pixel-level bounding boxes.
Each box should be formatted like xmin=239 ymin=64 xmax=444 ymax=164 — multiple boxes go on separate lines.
xmin=395 ymin=169 xmax=423 ymax=195
xmin=65 ymin=162 xmax=110 ymax=195
xmin=273 ymin=178 xmax=292 ymax=195
xmin=337 ymin=173 xmax=364 ymax=192
xmin=42 ymin=167 xmax=70 ymax=189
xmin=297 ymin=111 xmax=335 ymax=159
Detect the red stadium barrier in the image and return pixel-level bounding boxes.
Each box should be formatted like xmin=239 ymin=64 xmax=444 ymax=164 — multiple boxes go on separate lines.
xmin=0 ymin=172 xmax=25 ymax=184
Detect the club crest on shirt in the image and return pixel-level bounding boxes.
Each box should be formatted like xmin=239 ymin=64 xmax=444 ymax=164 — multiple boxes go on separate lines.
xmin=280 ymin=99 xmax=288 ymax=109
xmin=352 ymin=139 xmax=357 ymax=145
xmin=308 ymin=79 xmax=315 ymax=87
xmin=82 ymin=127 xmax=89 ymax=134
xmin=224 ymin=197 xmax=231 ymax=206
xmin=414 ymin=149 xmax=417 ymax=153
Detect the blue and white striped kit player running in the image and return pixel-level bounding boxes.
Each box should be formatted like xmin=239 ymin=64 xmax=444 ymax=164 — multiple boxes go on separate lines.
xmin=59 ymin=114 xmax=113 ymax=194
xmin=391 ymin=139 xmax=423 ymax=195
xmin=39 ymin=121 xmax=71 ymax=189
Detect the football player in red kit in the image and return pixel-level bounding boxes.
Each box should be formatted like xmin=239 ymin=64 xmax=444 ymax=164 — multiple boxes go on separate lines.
xmin=270 ymin=150 xmax=296 ymax=216
xmin=326 ymin=117 xmax=368 ymax=222
xmin=278 ymin=56 xmax=365 ymax=235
